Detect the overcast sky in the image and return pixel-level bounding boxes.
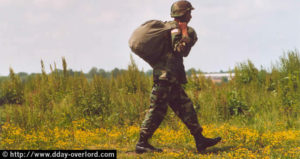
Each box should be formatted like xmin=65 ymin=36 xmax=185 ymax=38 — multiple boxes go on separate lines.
xmin=0 ymin=0 xmax=299 ymax=76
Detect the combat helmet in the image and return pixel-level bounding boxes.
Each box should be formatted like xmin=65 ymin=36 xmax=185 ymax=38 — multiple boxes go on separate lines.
xmin=171 ymin=0 xmax=194 ymax=18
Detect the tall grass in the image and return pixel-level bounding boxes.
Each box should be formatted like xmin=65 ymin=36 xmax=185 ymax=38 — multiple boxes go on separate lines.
xmin=0 ymin=51 xmax=299 ymax=133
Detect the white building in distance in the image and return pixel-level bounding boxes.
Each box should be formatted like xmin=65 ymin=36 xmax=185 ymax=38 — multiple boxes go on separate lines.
xmin=203 ymin=73 xmax=235 ymax=83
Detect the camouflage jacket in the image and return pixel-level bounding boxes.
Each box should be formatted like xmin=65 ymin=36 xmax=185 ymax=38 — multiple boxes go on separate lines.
xmin=152 ymin=21 xmax=198 ymax=84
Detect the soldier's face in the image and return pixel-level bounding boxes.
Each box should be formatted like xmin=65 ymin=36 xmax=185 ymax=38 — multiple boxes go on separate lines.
xmin=184 ymin=11 xmax=192 ymax=23
xmin=175 ymin=11 xmax=192 ymax=23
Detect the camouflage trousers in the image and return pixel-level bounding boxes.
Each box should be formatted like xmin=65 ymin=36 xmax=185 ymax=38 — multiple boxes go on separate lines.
xmin=140 ymin=80 xmax=203 ymax=140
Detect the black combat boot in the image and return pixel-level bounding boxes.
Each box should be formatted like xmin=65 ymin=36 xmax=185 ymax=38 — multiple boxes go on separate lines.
xmin=194 ymin=133 xmax=221 ymax=153
xmin=135 ymin=133 xmax=163 ymax=154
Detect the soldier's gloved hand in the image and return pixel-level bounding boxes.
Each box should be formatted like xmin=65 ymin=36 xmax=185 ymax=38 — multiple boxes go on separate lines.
xmin=180 ymin=36 xmax=191 ymax=45
xmin=176 ymin=40 xmax=188 ymax=53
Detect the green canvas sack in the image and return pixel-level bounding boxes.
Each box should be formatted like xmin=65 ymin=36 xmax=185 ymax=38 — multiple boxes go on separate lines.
xmin=129 ymin=20 xmax=177 ymax=67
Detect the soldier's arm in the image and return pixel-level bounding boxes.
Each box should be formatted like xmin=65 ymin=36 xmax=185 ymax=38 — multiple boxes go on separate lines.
xmin=171 ymin=27 xmax=198 ymax=57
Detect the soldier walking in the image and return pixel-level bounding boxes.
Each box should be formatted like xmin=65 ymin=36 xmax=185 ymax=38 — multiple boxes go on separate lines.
xmin=135 ymin=0 xmax=221 ymax=153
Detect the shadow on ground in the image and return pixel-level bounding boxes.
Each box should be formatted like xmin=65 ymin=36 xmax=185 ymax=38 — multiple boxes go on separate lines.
xmin=123 ymin=145 xmax=236 ymax=155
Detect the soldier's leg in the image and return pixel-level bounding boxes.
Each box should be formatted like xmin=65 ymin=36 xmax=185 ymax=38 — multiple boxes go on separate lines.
xmin=168 ymin=84 xmax=202 ymax=136
xmin=136 ymin=81 xmax=170 ymax=153
xmin=168 ymin=84 xmax=221 ymax=153
xmin=140 ymin=81 xmax=170 ymax=138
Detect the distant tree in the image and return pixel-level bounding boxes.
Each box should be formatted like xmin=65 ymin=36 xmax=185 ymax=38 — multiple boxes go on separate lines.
xmin=17 ymin=72 xmax=29 ymax=82
xmin=98 ymin=69 xmax=108 ymax=78
xmin=68 ymin=69 xmax=75 ymax=76
xmin=0 ymin=77 xmax=6 ymax=82
xmin=186 ymin=68 xmax=197 ymax=77
xmin=18 ymin=72 xmax=28 ymax=77
xmin=222 ymin=77 xmax=228 ymax=83
xmin=88 ymin=67 xmax=98 ymax=77
xmin=111 ymin=68 xmax=120 ymax=78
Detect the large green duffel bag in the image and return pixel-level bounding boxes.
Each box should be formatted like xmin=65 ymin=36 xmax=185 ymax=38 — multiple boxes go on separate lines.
xmin=129 ymin=20 xmax=177 ymax=67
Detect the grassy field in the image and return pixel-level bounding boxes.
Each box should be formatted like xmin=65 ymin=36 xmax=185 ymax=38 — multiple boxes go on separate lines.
xmin=1 ymin=120 xmax=299 ymax=158
xmin=0 ymin=51 xmax=300 ymax=158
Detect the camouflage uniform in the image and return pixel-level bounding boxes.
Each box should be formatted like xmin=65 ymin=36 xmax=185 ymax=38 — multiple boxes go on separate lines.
xmin=139 ymin=22 xmax=203 ymax=140
xmin=136 ymin=1 xmax=221 ymax=154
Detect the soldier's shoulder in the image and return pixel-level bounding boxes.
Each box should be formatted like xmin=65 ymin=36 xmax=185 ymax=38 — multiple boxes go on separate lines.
xmin=187 ymin=26 xmax=197 ymax=43
xmin=187 ymin=26 xmax=197 ymax=35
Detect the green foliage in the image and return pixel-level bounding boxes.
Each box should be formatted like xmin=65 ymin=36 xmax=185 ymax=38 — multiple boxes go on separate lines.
xmin=275 ymin=50 xmax=300 ymax=127
xmin=227 ymin=90 xmax=249 ymax=116
xmin=234 ymin=60 xmax=258 ymax=84
xmin=279 ymin=50 xmax=300 ymax=76
xmin=0 ymin=68 xmax=24 ymax=105
xmin=0 ymin=51 xmax=299 ymax=132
